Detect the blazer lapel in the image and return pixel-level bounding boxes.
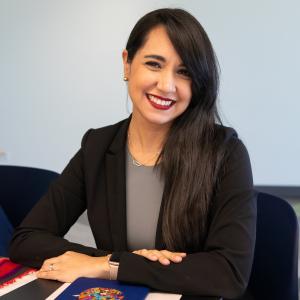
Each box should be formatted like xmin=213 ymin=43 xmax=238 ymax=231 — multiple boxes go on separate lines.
xmin=105 ymin=119 xmax=130 ymax=251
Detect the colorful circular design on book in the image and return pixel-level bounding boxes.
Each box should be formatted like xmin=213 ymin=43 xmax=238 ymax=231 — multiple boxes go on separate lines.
xmin=78 ymin=287 xmax=125 ymax=299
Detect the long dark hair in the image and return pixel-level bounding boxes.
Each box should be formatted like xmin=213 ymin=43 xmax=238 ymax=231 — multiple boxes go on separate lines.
xmin=126 ymin=8 xmax=228 ymax=252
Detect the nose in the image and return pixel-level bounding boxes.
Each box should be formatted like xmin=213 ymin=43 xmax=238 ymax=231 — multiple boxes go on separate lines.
xmin=157 ymin=70 xmax=176 ymax=94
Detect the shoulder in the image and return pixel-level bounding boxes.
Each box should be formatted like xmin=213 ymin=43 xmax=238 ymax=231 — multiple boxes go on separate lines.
xmin=80 ymin=118 xmax=129 ymax=149
xmin=215 ymin=124 xmax=253 ymax=186
xmin=215 ymin=124 xmax=237 ymax=143
xmin=215 ymin=124 xmax=249 ymax=157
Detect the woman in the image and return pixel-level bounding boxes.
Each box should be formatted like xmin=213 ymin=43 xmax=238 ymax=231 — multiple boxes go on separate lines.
xmin=9 ymin=8 xmax=256 ymax=299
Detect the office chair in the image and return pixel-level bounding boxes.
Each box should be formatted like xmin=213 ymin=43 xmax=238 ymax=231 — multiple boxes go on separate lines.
xmin=0 ymin=165 xmax=59 ymax=256
xmin=0 ymin=205 xmax=14 ymax=256
xmin=241 ymin=192 xmax=299 ymax=300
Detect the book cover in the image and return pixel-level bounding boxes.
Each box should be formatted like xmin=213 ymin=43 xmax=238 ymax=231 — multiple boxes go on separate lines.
xmin=56 ymin=277 xmax=149 ymax=299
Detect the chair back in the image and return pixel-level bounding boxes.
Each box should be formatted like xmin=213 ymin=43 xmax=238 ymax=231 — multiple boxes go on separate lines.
xmin=244 ymin=192 xmax=299 ymax=300
xmin=0 ymin=165 xmax=59 ymax=228
xmin=0 ymin=205 xmax=14 ymax=256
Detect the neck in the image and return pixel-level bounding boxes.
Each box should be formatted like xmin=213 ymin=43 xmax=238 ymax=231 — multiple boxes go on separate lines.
xmin=128 ymin=113 xmax=170 ymax=155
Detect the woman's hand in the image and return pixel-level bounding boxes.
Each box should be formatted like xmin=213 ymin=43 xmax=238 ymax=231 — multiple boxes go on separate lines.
xmin=36 ymin=251 xmax=110 ymax=282
xmin=133 ymin=249 xmax=186 ymax=265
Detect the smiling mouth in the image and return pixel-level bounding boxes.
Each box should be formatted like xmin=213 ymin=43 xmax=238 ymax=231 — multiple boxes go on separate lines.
xmin=146 ymin=93 xmax=176 ymax=110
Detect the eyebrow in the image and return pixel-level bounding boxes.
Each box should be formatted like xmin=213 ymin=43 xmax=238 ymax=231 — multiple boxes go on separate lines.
xmin=144 ymin=54 xmax=185 ymax=67
xmin=144 ymin=54 xmax=165 ymax=62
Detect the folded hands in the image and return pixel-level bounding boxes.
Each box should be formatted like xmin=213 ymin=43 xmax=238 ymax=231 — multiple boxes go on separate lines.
xmin=37 ymin=249 xmax=187 ymax=282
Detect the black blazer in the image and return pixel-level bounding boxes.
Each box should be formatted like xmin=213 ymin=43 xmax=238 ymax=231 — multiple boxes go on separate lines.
xmin=9 ymin=118 xmax=256 ymax=299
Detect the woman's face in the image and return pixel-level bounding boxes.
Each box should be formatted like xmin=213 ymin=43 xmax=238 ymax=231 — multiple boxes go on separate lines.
xmin=123 ymin=26 xmax=192 ymax=128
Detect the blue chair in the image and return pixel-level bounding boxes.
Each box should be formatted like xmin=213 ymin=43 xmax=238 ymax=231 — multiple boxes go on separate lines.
xmin=0 ymin=165 xmax=59 ymax=256
xmin=240 ymin=192 xmax=299 ymax=300
xmin=0 ymin=205 xmax=14 ymax=256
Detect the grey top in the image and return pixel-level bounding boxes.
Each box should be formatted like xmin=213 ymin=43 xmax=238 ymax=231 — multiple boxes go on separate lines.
xmin=126 ymin=147 xmax=164 ymax=251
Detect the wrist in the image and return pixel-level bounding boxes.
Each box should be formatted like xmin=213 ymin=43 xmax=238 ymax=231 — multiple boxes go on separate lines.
xmin=108 ymin=252 xmax=122 ymax=280
xmin=90 ymin=256 xmax=110 ymax=279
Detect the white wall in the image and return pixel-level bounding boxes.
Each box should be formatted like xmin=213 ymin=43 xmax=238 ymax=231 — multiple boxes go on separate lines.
xmin=1 ymin=0 xmax=299 ymax=186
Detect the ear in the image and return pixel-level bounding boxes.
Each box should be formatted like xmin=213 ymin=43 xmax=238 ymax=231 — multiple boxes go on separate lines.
xmin=122 ymin=49 xmax=131 ymax=79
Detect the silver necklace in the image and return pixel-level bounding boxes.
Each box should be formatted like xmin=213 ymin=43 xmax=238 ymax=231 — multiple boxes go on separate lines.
xmin=129 ymin=150 xmax=160 ymax=167
xmin=131 ymin=154 xmax=143 ymax=167
xmin=127 ymin=133 xmax=161 ymax=167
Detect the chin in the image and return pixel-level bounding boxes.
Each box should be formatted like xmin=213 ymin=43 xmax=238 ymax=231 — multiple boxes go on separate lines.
xmin=145 ymin=114 xmax=175 ymax=127
xmin=132 ymin=106 xmax=179 ymax=127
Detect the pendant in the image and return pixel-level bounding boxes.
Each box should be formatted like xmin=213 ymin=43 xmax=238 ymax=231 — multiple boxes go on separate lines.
xmin=132 ymin=158 xmax=143 ymax=167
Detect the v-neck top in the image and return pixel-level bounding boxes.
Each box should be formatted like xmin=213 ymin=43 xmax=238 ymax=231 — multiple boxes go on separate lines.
xmin=126 ymin=147 xmax=164 ymax=251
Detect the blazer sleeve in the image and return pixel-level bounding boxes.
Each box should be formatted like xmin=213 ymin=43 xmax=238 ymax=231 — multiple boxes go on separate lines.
xmin=117 ymin=139 xmax=257 ymax=299
xmin=9 ymin=130 xmax=110 ymax=268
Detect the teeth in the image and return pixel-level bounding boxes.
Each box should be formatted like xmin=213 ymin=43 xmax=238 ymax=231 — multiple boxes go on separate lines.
xmin=148 ymin=95 xmax=174 ymax=106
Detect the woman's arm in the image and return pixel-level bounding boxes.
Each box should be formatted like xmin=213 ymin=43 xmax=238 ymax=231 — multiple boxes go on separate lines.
xmin=116 ymin=139 xmax=256 ymax=299
xmin=36 ymin=251 xmax=110 ymax=282
xmin=9 ymin=131 xmax=110 ymax=268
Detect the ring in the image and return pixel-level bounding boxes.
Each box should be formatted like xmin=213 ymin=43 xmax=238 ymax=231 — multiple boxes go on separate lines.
xmin=48 ymin=264 xmax=54 ymax=271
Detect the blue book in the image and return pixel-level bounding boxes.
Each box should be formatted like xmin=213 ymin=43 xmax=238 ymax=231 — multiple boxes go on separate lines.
xmin=56 ymin=277 xmax=149 ymax=299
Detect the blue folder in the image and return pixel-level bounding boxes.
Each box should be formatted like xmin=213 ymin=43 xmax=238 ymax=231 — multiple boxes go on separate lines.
xmin=56 ymin=277 xmax=149 ymax=299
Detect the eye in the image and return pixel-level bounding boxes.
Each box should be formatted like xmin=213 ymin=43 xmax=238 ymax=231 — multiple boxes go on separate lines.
xmin=177 ymin=68 xmax=191 ymax=78
xmin=145 ymin=61 xmax=161 ymax=69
